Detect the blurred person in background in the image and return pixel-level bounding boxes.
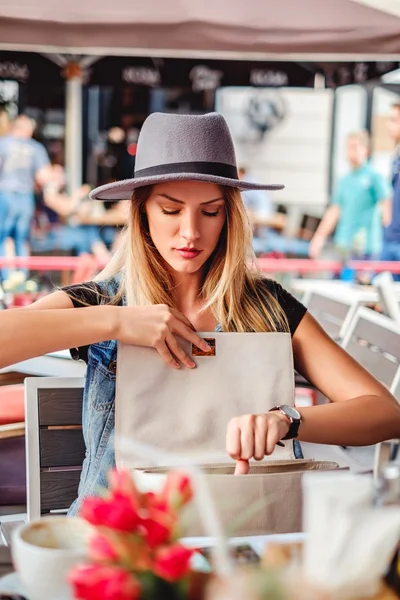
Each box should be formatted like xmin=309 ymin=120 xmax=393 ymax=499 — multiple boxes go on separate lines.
xmin=27 ymin=148 xmax=110 ymax=262
xmin=239 ymin=166 xmax=274 ymax=218
xmin=240 ymin=165 xmax=282 ymax=253
xmin=40 ymin=149 xmax=88 ymax=221
xmin=0 ymin=108 xmax=11 ymax=137
xmin=76 ymin=196 xmax=129 ymax=255
xmin=34 ymin=148 xmax=67 ymax=233
xmin=39 ymin=182 xmax=112 ymax=263
xmin=382 ymin=103 xmax=400 ymax=280
xmin=45 ymin=148 xmax=66 ymax=196
xmin=239 ymin=165 xmax=276 ymax=236
xmin=0 ymin=115 xmax=50 ymax=280
xmin=239 ymin=166 xmax=308 ymax=256
xmin=309 ymin=131 xmax=390 ymax=262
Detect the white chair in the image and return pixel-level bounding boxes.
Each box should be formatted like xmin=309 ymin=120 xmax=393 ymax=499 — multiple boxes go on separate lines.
xmin=302 ymin=306 xmax=400 ymax=475
xmin=341 ymin=306 xmax=400 ymax=394
xmin=372 ymin=271 xmax=400 ymax=326
xmin=0 ymin=376 xmax=85 ymax=544
xmin=296 ymin=290 xmax=369 ymax=406
xmin=25 ymin=377 xmax=85 ymax=522
xmin=302 ymin=289 xmax=363 ymax=341
xmin=341 ymin=306 xmax=400 ymax=476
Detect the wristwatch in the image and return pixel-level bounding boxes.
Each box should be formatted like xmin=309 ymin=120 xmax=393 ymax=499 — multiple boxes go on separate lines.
xmin=269 ymin=405 xmax=302 ymax=440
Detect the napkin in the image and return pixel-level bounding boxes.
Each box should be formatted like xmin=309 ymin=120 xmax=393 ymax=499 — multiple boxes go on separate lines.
xmin=302 ymin=472 xmax=400 ymax=599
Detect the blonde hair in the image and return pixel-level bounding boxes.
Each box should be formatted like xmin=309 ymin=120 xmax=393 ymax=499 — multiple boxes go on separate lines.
xmin=97 ymin=185 xmax=288 ymax=333
xmin=347 ymin=130 xmax=370 ymax=149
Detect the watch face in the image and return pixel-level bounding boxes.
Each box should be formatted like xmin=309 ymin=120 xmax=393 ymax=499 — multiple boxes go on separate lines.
xmin=280 ymin=405 xmax=301 ymax=420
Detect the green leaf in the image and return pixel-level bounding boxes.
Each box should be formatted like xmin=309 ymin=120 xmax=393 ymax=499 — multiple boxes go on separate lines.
xmin=136 ymin=573 xmax=189 ymax=600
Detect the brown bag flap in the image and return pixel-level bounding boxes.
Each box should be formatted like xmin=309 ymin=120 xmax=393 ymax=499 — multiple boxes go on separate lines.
xmin=133 ymin=459 xmax=342 ymax=536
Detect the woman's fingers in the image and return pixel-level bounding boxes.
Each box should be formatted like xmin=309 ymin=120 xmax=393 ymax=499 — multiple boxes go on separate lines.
xmin=226 ymin=420 xmax=241 ymax=459
xmin=155 ymin=340 xmax=180 ymax=369
xmin=166 ymin=333 xmax=196 ymax=369
xmin=226 ymin=416 xmax=255 ymax=460
xmin=174 ymin=322 xmax=211 ymax=354
xmin=254 ymin=415 xmax=268 ymax=460
xmin=227 ymin=413 xmax=287 ymax=471
xmin=240 ymin=417 xmax=255 ymax=461
xmin=234 ymin=459 xmax=250 ymax=475
xmin=227 ymin=417 xmax=260 ymax=475
xmin=152 ymin=306 xmax=211 ymax=367
xmin=155 ymin=330 xmax=210 ymax=370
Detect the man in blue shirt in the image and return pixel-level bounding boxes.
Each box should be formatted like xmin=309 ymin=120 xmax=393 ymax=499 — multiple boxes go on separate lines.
xmin=381 ymin=103 xmax=400 ymax=281
xmin=0 ymin=115 xmax=50 ymax=279
xmin=310 ymin=131 xmax=390 ymax=261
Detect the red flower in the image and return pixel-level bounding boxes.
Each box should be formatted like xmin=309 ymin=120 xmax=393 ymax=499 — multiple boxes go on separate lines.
xmin=162 ymin=471 xmax=193 ymax=511
xmin=69 ymin=564 xmax=140 ymax=600
xmin=108 ymin=469 xmax=141 ymax=508
xmin=88 ymin=533 xmax=119 ymax=563
xmin=90 ymin=531 xmax=154 ymax=572
xmin=141 ymin=510 xmax=173 ymax=547
xmin=154 ymin=544 xmax=194 ymax=582
xmin=80 ymin=493 xmax=140 ymax=532
xmin=144 ymin=492 xmax=168 ymax=512
xmin=140 ymin=491 xmax=178 ymax=547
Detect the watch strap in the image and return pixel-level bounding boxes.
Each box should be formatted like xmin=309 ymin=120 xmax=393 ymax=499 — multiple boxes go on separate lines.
xmin=281 ymin=421 xmax=300 ymax=440
xmin=270 ymin=406 xmax=301 ymax=440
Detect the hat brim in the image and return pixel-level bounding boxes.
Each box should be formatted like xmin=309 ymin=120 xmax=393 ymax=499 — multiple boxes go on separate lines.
xmin=89 ymin=173 xmax=284 ymax=201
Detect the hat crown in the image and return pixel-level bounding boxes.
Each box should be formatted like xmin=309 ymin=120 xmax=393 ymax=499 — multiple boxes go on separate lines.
xmin=90 ymin=110 xmax=283 ymax=201
xmin=134 ymin=112 xmax=237 ymax=173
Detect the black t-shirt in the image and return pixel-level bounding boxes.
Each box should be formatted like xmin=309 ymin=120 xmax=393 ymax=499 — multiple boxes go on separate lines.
xmin=63 ymin=278 xmax=307 ymax=363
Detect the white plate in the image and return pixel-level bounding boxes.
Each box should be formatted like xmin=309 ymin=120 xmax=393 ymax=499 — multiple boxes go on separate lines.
xmin=0 ymin=571 xmax=31 ymax=599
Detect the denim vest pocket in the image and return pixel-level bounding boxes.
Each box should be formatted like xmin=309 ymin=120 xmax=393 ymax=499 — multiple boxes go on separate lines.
xmin=87 ymin=340 xmax=117 ymax=411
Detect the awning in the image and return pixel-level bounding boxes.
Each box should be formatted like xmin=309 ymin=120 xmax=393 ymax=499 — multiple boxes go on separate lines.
xmin=88 ymin=57 xmax=400 ymax=90
xmin=1 ymin=52 xmax=397 ymax=91
xmin=1 ymin=0 xmax=400 ymax=59
xmin=88 ymin=57 xmax=317 ymax=89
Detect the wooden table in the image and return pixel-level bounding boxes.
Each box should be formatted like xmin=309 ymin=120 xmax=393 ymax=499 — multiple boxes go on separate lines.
xmin=0 ymin=371 xmax=32 ymax=387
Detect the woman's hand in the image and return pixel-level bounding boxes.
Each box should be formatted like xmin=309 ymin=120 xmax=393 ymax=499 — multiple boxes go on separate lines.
xmin=226 ymin=412 xmax=290 ymax=475
xmin=114 ymin=305 xmax=211 ymax=369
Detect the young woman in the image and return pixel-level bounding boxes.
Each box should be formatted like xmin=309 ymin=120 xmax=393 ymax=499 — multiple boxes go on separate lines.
xmin=1 ymin=112 xmax=399 ymax=511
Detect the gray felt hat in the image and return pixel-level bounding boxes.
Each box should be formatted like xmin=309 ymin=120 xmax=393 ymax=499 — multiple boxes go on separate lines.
xmin=90 ymin=112 xmax=284 ymax=201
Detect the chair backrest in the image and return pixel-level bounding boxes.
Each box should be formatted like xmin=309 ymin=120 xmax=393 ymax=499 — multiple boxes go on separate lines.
xmin=303 ymin=290 xmax=362 ymax=341
xmin=341 ymin=306 xmax=400 ymax=400
xmin=373 ymin=272 xmax=400 ymax=326
xmin=25 ymin=377 xmax=85 ymax=521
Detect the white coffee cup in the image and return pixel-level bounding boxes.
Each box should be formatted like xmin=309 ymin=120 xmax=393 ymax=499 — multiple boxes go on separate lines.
xmin=12 ymin=516 xmax=94 ymax=600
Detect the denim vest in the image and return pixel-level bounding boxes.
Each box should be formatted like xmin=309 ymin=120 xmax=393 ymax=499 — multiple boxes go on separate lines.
xmin=68 ymin=277 xmax=121 ymax=515
xmin=68 ymin=277 xmax=302 ymax=515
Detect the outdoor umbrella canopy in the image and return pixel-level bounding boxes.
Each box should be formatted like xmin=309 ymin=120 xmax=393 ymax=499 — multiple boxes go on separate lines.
xmin=2 ymin=0 xmax=400 ymax=199
xmin=1 ymin=0 xmax=400 ymax=58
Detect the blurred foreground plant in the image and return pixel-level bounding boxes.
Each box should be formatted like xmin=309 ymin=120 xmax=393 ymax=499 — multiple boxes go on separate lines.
xmin=69 ymin=468 xmax=196 ymax=600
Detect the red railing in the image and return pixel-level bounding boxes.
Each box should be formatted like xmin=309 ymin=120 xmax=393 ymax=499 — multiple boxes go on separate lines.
xmin=1 ymin=256 xmax=400 ymax=274
xmin=257 ymin=258 xmax=400 ymax=274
